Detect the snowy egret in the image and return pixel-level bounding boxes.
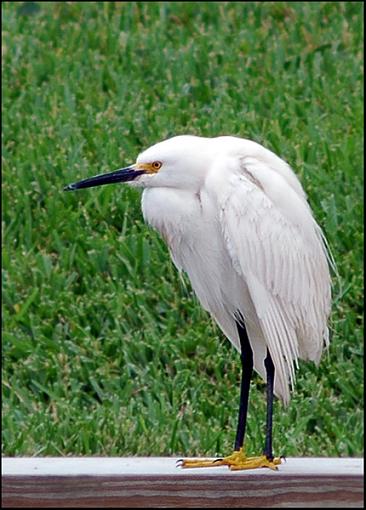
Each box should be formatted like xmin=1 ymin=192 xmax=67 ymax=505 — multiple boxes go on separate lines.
xmin=65 ymin=135 xmax=332 ymax=470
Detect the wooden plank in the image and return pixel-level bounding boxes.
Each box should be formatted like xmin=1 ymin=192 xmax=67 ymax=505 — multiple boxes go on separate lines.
xmin=2 ymin=457 xmax=364 ymax=508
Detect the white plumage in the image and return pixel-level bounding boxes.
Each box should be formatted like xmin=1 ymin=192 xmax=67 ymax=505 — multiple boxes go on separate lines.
xmin=138 ymin=136 xmax=331 ymax=405
xmin=66 ymin=134 xmax=332 ymax=408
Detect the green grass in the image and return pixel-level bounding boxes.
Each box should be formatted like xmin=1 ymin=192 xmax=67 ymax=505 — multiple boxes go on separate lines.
xmin=2 ymin=2 xmax=363 ymax=458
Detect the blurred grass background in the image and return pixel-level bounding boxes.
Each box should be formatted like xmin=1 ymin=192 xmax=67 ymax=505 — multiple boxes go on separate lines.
xmin=2 ymin=2 xmax=363 ymax=457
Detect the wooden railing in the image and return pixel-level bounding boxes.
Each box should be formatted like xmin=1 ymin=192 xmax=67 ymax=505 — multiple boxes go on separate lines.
xmin=2 ymin=457 xmax=364 ymax=508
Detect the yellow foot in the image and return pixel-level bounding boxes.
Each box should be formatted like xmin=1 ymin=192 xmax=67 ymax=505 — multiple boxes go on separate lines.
xmin=177 ymin=448 xmax=282 ymax=471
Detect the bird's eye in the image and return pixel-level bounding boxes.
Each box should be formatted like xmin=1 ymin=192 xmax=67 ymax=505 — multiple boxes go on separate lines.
xmin=152 ymin=161 xmax=162 ymax=170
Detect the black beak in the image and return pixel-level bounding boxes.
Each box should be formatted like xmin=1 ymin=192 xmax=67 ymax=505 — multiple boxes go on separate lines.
xmin=63 ymin=165 xmax=145 ymax=191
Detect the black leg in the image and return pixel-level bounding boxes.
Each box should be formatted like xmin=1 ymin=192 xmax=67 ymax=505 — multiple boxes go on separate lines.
xmin=263 ymin=348 xmax=275 ymax=460
xmin=234 ymin=320 xmax=253 ymax=451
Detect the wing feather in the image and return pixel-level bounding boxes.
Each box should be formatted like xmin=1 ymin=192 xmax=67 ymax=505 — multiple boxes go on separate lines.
xmin=217 ymin=157 xmax=331 ymax=403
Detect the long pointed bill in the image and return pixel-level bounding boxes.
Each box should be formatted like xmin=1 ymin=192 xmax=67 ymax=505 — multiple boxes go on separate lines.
xmin=64 ymin=165 xmax=145 ymax=191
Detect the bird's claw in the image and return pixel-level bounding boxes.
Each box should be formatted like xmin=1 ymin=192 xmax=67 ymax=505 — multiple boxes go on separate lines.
xmin=176 ymin=448 xmax=283 ymax=471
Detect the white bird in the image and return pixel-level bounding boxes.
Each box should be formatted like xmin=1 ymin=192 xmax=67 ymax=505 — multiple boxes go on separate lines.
xmin=65 ymin=135 xmax=332 ymax=470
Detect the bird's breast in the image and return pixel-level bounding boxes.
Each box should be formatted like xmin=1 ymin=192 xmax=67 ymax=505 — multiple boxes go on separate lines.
xmin=141 ymin=188 xmax=248 ymax=320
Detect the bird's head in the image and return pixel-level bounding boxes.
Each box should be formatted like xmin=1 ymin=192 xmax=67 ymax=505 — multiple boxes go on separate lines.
xmin=64 ymin=136 xmax=214 ymax=193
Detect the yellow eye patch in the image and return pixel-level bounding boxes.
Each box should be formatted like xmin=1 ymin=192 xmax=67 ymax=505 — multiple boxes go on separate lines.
xmin=135 ymin=161 xmax=162 ymax=174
